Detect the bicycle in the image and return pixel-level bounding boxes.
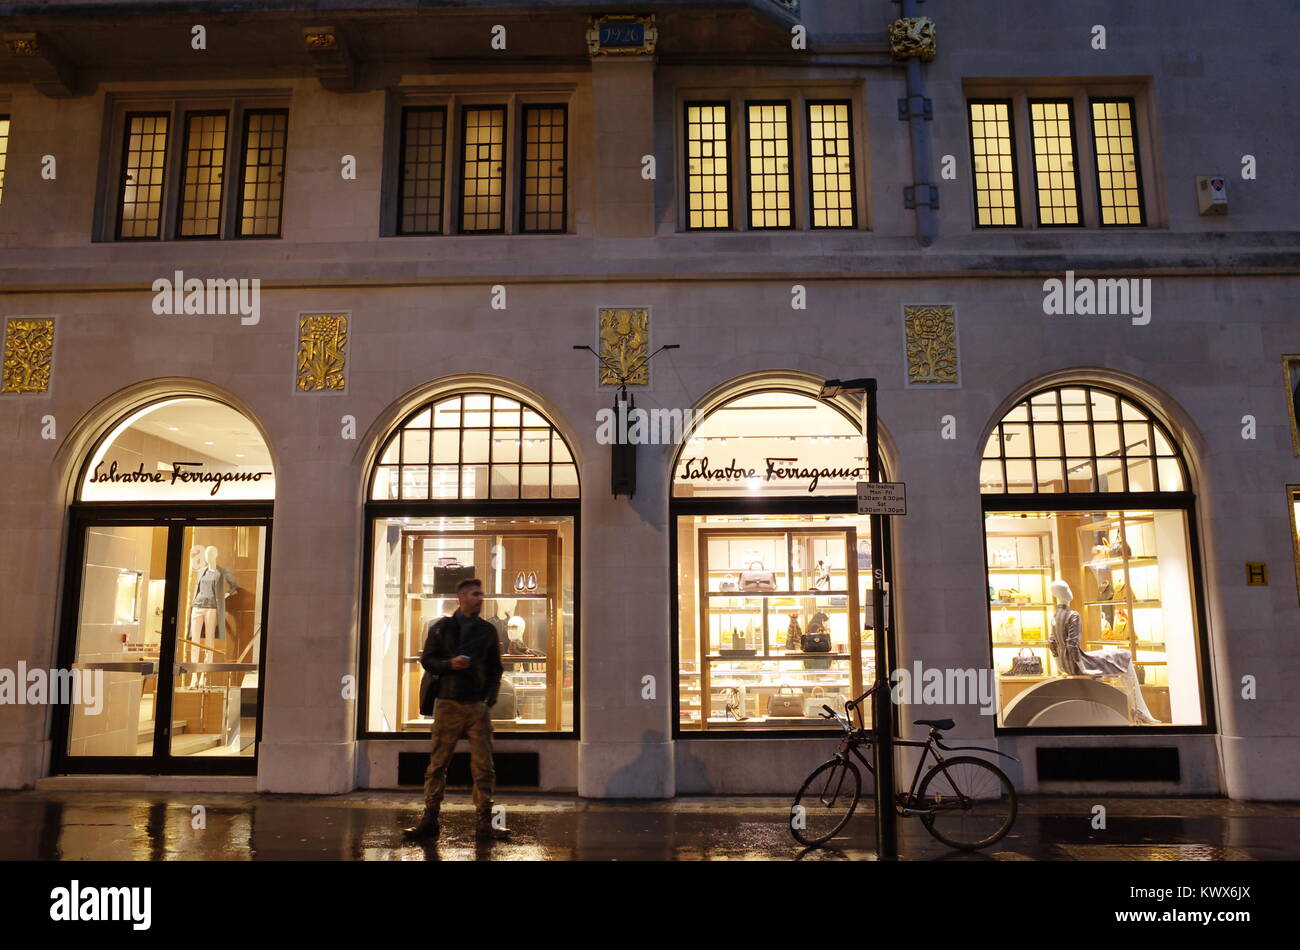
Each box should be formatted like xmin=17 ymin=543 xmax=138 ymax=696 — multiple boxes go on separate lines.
xmin=789 ymin=683 xmax=1019 ymax=851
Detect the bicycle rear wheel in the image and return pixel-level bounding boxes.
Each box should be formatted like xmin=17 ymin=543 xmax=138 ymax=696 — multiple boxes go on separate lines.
xmin=916 ymin=756 xmax=1017 ymax=851
xmin=790 ymin=757 xmax=861 ymax=846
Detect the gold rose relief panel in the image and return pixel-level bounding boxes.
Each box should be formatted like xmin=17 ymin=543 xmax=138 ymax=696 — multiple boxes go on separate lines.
xmin=904 ymin=304 xmax=958 ymax=386
xmin=2 ymin=317 xmax=55 ymax=394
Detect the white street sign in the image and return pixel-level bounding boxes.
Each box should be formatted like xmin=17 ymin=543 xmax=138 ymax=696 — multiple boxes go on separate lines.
xmin=856 ymin=481 xmax=907 ymax=515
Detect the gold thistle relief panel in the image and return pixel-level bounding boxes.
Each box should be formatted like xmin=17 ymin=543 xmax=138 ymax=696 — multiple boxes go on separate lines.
xmin=2 ymin=316 xmax=55 ymax=394
xmin=297 ymin=312 xmax=348 ymax=392
xmin=904 ymin=305 xmax=958 ymax=385
xmin=598 ymin=308 xmax=649 ymax=386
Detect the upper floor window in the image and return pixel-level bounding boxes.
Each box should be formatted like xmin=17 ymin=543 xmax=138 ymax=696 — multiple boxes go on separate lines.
xmin=0 ymin=114 xmax=10 ymax=205
xmin=101 ymin=96 xmax=289 ymax=241
xmin=682 ymin=93 xmax=861 ymax=232
xmin=1284 ymin=356 xmax=1300 ymax=457
xmin=965 ymin=85 xmax=1153 ymax=229
xmin=385 ymin=94 xmax=570 ymax=237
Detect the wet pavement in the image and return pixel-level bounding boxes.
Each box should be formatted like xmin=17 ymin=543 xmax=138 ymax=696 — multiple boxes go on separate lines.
xmin=2 ymin=790 xmax=1299 ymax=860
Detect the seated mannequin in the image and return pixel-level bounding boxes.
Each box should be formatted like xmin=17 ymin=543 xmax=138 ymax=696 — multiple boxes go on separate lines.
xmin=1049 ymin=578 xmax=1158 ymax=724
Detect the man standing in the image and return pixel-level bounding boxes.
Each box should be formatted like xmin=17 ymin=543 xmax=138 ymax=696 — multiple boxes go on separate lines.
xmin=404 ymin=578 xmax=510 ymax=840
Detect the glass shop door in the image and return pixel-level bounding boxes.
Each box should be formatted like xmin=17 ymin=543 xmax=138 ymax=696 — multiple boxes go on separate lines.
xmin=55 ymin=514 xmax=271 ymax=774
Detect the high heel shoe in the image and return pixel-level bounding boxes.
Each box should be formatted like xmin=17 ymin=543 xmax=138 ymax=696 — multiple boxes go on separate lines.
xmin=526 ymin=572 xmax=538 ymax=592
xmin=514 ymin=572 xmax=525 ymax=593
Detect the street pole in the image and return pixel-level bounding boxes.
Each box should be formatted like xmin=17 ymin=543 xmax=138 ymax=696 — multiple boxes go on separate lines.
xmin=864 ymin=380 xmax=899 ymax=860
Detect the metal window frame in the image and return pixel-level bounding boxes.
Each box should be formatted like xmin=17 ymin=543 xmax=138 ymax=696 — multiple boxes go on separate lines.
xmin=115 ymin=110 xmax=171 ymax=242
xmin=457 ymin=104 xmax=509 ymax=235
xmin=1026 ymin=97 xmax=1084 ymax=228
xmin=1087 ymin=95 xmax=1147 ymax=228
xmin=173 ymin=109 xmax=230 ymax=241
xmin=804 ymin=98 xmax=858 ymax=230
xmin=518 ymin=102 xmax=568 ymax=234
xmin=683 ymin=100 xmax=733 ymax=232
xmin=966 ymin=98 xmax=1021 ymax=229
xmin=742 ymin=99 xmax=795 ymax=231
xmin=234 ymin=107 xmax=289 ymax=240
xmin=395 ymin=105 xmax=449 ymax=237
xmin=0 ymin=112 xmax=10 ymax=206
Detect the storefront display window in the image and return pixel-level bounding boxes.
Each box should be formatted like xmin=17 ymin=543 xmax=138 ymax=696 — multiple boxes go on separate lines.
xmin=981 ymin=386 xmax=1206 ymax=728
xmin=673 ymin=391 xmax=877 ymax=732
xmin=57 ymin=397 xmax=273 ymax=772
xmin=364 ymin=393 xmax=577 ymax=735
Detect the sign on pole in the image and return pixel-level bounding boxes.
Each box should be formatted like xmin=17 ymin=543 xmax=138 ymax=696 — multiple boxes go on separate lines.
xmin=856 ymin=481 xmax=907 ymax=516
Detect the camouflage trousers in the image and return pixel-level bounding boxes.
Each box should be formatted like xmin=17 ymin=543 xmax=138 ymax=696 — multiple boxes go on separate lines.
xmin=422 ymin=698 xmax=495 ymax=813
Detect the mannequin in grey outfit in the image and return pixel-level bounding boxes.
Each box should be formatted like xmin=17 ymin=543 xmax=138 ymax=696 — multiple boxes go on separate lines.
xmin=1049 ymin=579 xmax=1158 ymax=724
xmin=189 ymin=545 xmax=238 ymax=687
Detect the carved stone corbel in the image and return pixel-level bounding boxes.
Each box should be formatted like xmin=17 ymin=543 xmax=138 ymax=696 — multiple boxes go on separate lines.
xmin=4 ymin=32 xmax=77 ymax=97
xmin=303 ymin=25 xmax=356 ymax=92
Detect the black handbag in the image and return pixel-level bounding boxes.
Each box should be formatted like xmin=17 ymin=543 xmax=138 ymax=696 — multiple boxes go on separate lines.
xmin=1003 ymin=647 xmax=1043 ymax=676
xmin=432 ymin=559 xmax=475 ymax=594
xmin=801 ymin=631 xmax=832 ymax=653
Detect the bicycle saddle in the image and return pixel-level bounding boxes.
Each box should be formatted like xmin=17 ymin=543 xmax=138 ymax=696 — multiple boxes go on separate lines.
xmin=913 ymin=718 xmax=954 ymax=731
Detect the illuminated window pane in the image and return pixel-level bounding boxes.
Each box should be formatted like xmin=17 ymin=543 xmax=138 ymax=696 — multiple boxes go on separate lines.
xmin=398 ymin=107 xmax=446 ymax=235
xmin=459 ymin=106 xmax=506 ymax=233
xmin=745 ymin=102 xmax=792 ymax=229
xmin=0 ymin=115 xmax=11 ymax=206
xmin=520 ymin=105 xmax=566 ymax=232
xmin=118 ymin=113 xmax=169 ymax=239
xmin=967 ymin=101 xmax=1018 ymax=227
xmin=1028 ymin=100 xmax=1080 ymax=226
xmin=177 ymin=112 xmax=227 ymax=237
xmin=237 ymin=110 xmax=287 ymax=237
xmin=807 ymin=101 xmax=856 ymax=228
xmin=1090 ymin=98 xmax=1145 ymax=226
xmin=685 ymin=103 xmax=730 ymax=230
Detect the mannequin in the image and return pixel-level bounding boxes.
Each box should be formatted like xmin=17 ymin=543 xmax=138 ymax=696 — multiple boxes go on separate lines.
xmin=189 ymin=545 xmax=238 ymax=687
xmin=506 ymin=615 xmax=528 ymax=653
xmin=1049 ymin=579 xmax=1158 ymax=724
xmin=488 ymin=598 xmax=515 ymax=654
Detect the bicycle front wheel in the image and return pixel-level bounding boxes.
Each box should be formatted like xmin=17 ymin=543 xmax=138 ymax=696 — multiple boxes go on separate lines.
xmin=790 ymin=757 xmax=861 ymax=846
xmin=917 ymin=756 xmax=1017 ymax=851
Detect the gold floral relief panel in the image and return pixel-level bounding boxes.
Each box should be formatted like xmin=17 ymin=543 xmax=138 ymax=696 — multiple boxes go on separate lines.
xmin=297 ymin=312 xmax=348 ymax=392
xmin=904 ymin=304 xmax=958 ymax=385
xmin=2 ymin=317 xmax=55 ymax=394
xmin=598 ymin=307 xmax=649 ymax=386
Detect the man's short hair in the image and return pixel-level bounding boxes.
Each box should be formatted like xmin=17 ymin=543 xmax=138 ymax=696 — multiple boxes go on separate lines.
xmin=457 ymin=578 xmax=483 ymax=594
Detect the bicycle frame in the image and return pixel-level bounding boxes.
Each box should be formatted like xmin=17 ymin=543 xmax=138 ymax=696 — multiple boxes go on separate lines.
xmin=826 ymin=684 xmax=1018 ymax=817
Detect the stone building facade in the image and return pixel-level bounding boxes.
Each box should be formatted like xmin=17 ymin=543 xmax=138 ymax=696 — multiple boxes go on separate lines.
xmin=1 ymin=0 xmax=1298 ymax=800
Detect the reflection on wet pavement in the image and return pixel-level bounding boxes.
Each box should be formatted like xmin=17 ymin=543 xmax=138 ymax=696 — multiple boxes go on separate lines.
xmin=1 ymin=791 xmax=1297 ymax=861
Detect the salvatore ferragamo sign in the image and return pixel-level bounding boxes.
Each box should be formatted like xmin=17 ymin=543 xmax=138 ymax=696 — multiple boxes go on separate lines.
xmin=86 ymin=460 xmax=274 ymax=498
xmin=676 ymin=456 xmax=865 ymax=493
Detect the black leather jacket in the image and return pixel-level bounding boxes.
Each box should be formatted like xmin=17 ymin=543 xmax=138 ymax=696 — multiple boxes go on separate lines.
xmin=419 ymin=611 xmax=504 ymax=705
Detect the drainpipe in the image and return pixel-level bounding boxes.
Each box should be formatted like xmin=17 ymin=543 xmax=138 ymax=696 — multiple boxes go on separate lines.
xmin=898 ymin=0 xmax=938 ymax=247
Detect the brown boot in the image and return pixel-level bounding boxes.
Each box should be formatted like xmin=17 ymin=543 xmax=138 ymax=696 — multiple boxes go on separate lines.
xmin=475 ymin=806 xmax=511 ymax=839
xmin=403 ymin=806 xmax=441 ymax=840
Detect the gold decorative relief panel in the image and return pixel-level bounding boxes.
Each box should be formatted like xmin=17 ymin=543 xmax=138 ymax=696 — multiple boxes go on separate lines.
xmin=904 ymin=304 xmax=958 ymax=385
xmin=889 ymin=17 xmax=936 ymax=61
xmin=296 ymin=312 xmax=348 ymax=392
xmin=2 ymin=316 xmax=55 ymax=394
xmin=598 ymin=308 xmax=649 ymax=386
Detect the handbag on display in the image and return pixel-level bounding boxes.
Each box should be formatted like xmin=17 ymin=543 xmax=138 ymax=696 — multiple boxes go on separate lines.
xmin=829 ymin=595 xmax=848 ymax=606
xmin=857 ymin=540 xmax=872 ymax=570
xmin=804 ymin=686 xmax=838 ymax=718
xmin=1097 ymin=578 xmax=1115 ymax=601
xmin=994 ymin=615 xmax=1018 ymax=643
xmin=801 ymin=631 xmax=832 ymax=653
xmin=997 ymin=588 xmax=1031 ymax=605
xmin=1091 ymin=538 xmax=1111 ymax=564
xmin=1021 ymin=619 xmax=1044 ymax=641
xmin=1003 ymin=647 xmax=1043 ymax=677
xmin=1110 ymin=537 xmax=1133 ymax=559
xmin=432 ymin=558 xmax=475 ymax=594
xmin=766 ymin=686 xmax=804 ymax=718
xmin=1104 ymin=609 xmax=1130 ymax=641
xmin=489 ymin=675 xmax=518 ymax=720
xmin=739 ymin=561 xmax=777 ymax=593
xmin=719 ymin=575 xmax=738 ymax=592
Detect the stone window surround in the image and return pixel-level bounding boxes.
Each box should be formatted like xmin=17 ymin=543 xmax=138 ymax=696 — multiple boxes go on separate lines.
xmin=670 ymin=80 xmax=868 ymax=234
xmin=379 ymin=85 xmax=577 ymax=238
xmin=962 ymin=79 xmax=1164 ymax=231
xmin=92 ymin=90 xmax=292 ymax=243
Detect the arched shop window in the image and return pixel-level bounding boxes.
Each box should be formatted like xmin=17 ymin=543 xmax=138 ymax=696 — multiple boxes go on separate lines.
xmin=364 ymin=392 xmax=577 ymax=735
xmin=981 ymin=384 xmax=1208 ymax=729
xmin=57 ymin=397 xmax=273 ymax=774
xmin=672 ymin=390 xmax=882 ymax=733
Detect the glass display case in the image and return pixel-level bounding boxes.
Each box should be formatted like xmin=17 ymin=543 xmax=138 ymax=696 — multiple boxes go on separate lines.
xmin=680 ymin=524 xmax=875 ymax=729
